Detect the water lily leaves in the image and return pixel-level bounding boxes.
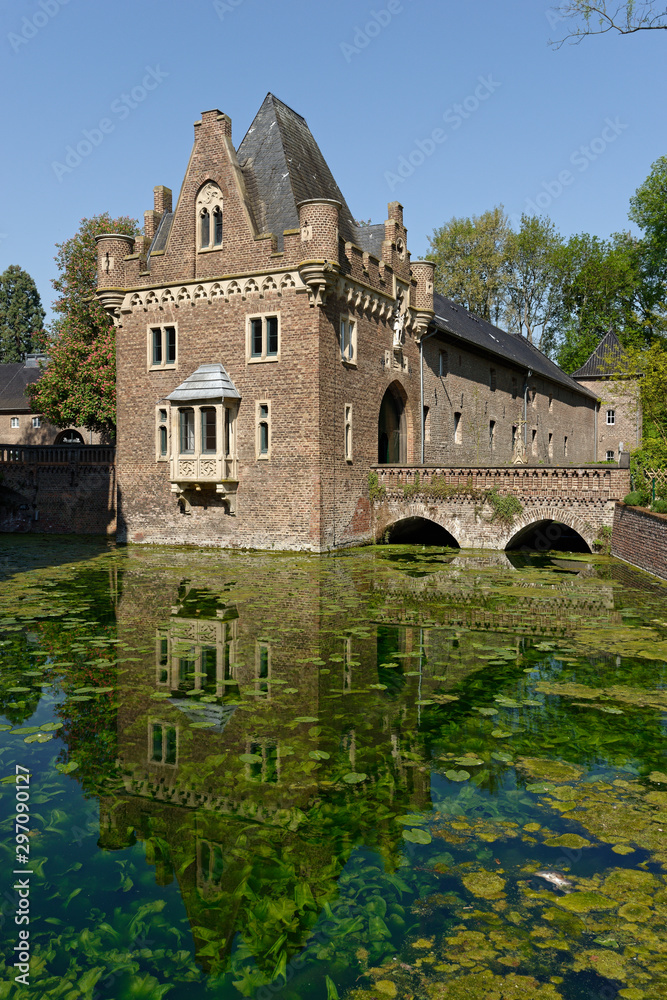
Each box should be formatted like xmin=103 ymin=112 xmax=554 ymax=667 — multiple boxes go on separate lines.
xmin=342 ymin=772 xmax=367 ymax=784
xmin=395 ymin=813 xmax=427 ymax=825
xmin=238 ymin=753 xmax=262 ymax=764
xmin=445 ymin=769 xmax=470 ymax=782
xmin=526 ymin=782 xmax=555 ymax=794
xmin=294 ymin=717 xmax=318 ymax=724
xmin=462 ymin=871 xmax=506 ymax=899
xmin=24 ymin=733 xmax=53 ymax=743
xmin=477 ymin=707 xmax=498 ymax=716
xmin=11 ymin=726 xmax=42 ymax=735
xmin=309 ymin=750 xmax=330 ymax=760
xmin=0 ymin=724 xmax=12 ymax=732
xmin=491 ymin=752 xmax=513 ymax=763
xmin=455 ymin=756 xmax=484 ymax=767
xmin=557 ymin=892 xmax=616 ymax=913
xmin=403 ymin=828 xmax=432 ymax=844
xmin=55 ymin=761 xmax=79 ymax=773
xmin=648 ymin=771 xmax=667 ymax=784
xmin=544 ymin=834 xmax=592 ymax=849
xmin=491 ymin=729 xmax=512 ymax=738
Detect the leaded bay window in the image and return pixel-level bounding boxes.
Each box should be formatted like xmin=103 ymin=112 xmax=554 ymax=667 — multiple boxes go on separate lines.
xmin=165 ymin=363 xmax=241 ymax=512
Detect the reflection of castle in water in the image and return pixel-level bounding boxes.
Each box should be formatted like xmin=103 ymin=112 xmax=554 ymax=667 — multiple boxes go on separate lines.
xmin=96 ymin=550 xmax=628 ymax=977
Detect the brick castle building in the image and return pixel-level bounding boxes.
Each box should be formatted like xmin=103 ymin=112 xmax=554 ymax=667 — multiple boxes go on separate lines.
xmin=95 ymin=93 xmax=601 ymax=552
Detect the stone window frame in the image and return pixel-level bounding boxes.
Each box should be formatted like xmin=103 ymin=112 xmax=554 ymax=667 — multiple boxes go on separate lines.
xmin=173 ymin=402 xmax=236 ymax=460
xmin=256 ymin=399 xmax=271 ymax=460
xmin=148 ymin=323 xmax=178 ymax=371
xmin=10 ymin=417 xmax=18 ymax=428
xmin=344 ymin=403 xmax=353 ymax=461
xmin=31 ymin=416 xmax=41 ymax=429
xmin=196 ymin=181 xmax=224 ymax=252
xmin=155 ymin=404 xmax=170 ymax=462
xmin=339 ymin=314 xmax=357 ymax=366
xmin=606 ymin=449 xmax=615 ymax=461
xmin=148 ymin=719 xmax=178 ymax=766
xmin=606 ymin=409 xmax=616 ymax=425
xmin=246 ymin=312 xmax=280 ymax=363
xmin=255 ymin=640 xmax=271 ymax=699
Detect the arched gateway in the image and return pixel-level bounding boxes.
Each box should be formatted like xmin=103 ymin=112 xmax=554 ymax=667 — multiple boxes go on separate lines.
xmin=378 ymin=382 xmax=409 ymax=464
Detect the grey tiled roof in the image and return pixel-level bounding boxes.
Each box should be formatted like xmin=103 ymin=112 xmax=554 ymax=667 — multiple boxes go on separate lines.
xmin=0 ymin=363 xmax=41 ymax=412
xmin=570 ymin=330 xmax=624 ymax=378
xmin=353 ymin=223 xmax=385 ymax=256
xmin=432 ymin=293 xmax=597 ymax=400
xmin=166 ymin=363 xmax=241 ymax=403
xmin=148 ymin=211 xmax=174 ymax=260
xmin=237 ymin=93 xmax=358 ymax=249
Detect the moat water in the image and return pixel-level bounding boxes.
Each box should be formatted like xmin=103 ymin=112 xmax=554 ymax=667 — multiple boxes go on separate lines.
xmin=0 ymin=536 xmax=666 ymax=999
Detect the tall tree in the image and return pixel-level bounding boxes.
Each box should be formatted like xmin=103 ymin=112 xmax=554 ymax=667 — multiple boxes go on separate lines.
xmin=629 ymin=154 xmax=667 ymax=301
xmin=0 ymin=264 xmax=45 ymax=363
xmin=504 ymin=214 xmax=563 ymax=351
xmin=28 ymin=214 xmax=141 ymax=438
xmin=427 ymin=207 xmax=511 ymax=324
xmin=551 ymin=2 xmax=667 ymax=44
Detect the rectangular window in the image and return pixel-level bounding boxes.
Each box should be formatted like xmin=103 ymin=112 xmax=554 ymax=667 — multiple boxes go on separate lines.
xmin=606 ymin=409 xmax=615 ymax=425
xmin=248 ymin=314 xmax=280 ymax=361
xmin=149 ymin=325 xmax=177 ymax=369
xmin=156 ymin=405 xmax=169 ymax=461
xmin=179 ymin=408 xmax=195 ymax=454
xmin=344 ymin=404 xmax=352 ymax=461
xmin=454 ymin=411 xmax=462 ymax=444
xmin=257 ymin=401 xmax=270 ymax=459
xmin=489 ymin=419 xmax=496 ymax=449
xmin=31 ymin=416 xmax=41 ymax=429
xmin=489 ymin=368 xmax=496 ymax=392
xmin=201 ymin=408 xmax=216 ymax=453
xmin=439 ymin=350 xmax=448 ymax=376
xmin=150 ymin=722 xmax=177 ymax=765
xmin=340 ymin=316 xmax=357 ymax=364
xmin=10 ymin=417 xmax=18 ymax=428
xmin=606 ymin=450 xmax=615 ymax=461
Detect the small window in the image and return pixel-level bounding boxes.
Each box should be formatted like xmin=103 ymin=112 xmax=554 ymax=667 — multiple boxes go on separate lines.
xmin=489 ymin=419 xmax=496 ymax=449
xmin=439 ymin=350 xmax=448 ymax=376
xmin=511 ymin=377 xmax=517 ymax=399
xmin=564 ymin=435 xmax=568 ymax=458
xmin=531 ymin=428 xmax=537 ymax=456
xmin=344 ymin=404 xmax=352 ymax=461
xmin=606 ymin=409 xmax=615 ymax=425
xmin=196 ymin=182 xmax=223 ymax=251
xmin=606 ymin=450 xmax=615 ymax=461
xmin=11 ymin=417 xmax=19 ymax=428
xmin=548 ymin=432 xmax=553 ymax=460
xmin=257 ymin=401 xmax=271 ymax=459
xmin=149 ymin=326 xmax=177 ymax=369
xmin=340 ymin=316 xmax=357 ymax=364
xmin=454 ymin=411 xmax=462 ymax=445
xmin=489 ymin=368 xmax=496 ymax=392
xmin=179 ymin=408 xmax=195 ymax=455
xmin=531 ymin=388 xmax=537 ymax=408
xmin=548 ymin=394 xmax=553 ymax=412
xmin=248 ymin=314 xmax=280 ymax=361
xmin=156 ymin=406 xmax=169 ymax=461
xmin=201 ymin=407 xmax=216 ymax=454
xmin=512 ymin=425 xmax=517 ymax=451
xmin=200 ymin=209 xmax=210 ymax=248
xmin=213 ymin=206 xmax=223 ymax=246
xmin=31 ymin=416 xmax=41 ymax=429
xmin=424 ymin=405 xmax=431 ymax=444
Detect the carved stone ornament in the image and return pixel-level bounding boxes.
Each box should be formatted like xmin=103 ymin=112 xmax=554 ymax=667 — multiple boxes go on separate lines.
xmin=197 ymin=182 xmax=223 ymax=206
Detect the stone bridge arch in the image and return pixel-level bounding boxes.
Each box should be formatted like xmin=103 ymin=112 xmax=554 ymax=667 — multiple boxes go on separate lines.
xmin=380 ymin=513 xmax=460 ymax=546
xmin=499 ymin=507 xmax=595 ymax=552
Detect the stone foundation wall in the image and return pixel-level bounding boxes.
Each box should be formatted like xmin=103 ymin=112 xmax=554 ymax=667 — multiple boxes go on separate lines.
xmin=611 ymin=503 xmax=667 ymax=582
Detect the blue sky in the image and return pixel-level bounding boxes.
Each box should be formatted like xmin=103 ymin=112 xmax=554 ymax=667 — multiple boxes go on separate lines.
xmin=1 ymin=0 xmax=665 ymax=324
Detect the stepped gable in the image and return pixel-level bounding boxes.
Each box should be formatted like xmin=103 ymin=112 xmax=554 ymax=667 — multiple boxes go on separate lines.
xmin=571 ymin=330 xmax=625 ymax=379
xmin=237 ymin=92 xmax=358 ymax=249
xmin=433 ymin=292 xmax=597 ymax=399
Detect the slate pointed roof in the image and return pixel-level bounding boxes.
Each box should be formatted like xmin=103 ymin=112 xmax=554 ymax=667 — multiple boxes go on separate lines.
xmin=570 ymin=330 xmax=625 ymax=379
xmin=432 ymin=292 xmax=597 ymax=399
xmin=0 ymin=361 xmax=43 ymax=412
xmin=237 ymin=93 xmax=359 ymax=248
xmin=166 ymin=363 xmax=240 ymax=402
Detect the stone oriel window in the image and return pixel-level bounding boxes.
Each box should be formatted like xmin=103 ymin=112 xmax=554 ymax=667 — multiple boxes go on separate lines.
xmin=196 ymin=181 xmax=224 ymax=251
xmin=256 ymin=400 xmax=271 ymax=459
xmin=345 ymin=404 xmax=353 ymax=460
xmin=247 ymin=313 xmax=279 ymax=362
xmin=340 ymin=315 xmax=356 ymax=364
xmin=606 ymin=409 xmax=615 ymax=425
xmin=156 ymin=406 xmax=169 ymax=461
xmin=149 ymin=325 xmax=177 ymax=370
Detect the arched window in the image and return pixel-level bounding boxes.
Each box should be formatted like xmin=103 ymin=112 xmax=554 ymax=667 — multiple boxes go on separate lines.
xmin=196 ymin=182 xmax=223 ymax=251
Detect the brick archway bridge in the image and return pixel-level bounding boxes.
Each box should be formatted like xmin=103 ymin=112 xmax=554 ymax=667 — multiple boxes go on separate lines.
xmin=371 ymin=464 xmax=631 ymax=551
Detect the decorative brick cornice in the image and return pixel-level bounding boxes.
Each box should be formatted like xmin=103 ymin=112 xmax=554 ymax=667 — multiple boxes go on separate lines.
xmin=118 ymin=270 xmax=306 ymax=314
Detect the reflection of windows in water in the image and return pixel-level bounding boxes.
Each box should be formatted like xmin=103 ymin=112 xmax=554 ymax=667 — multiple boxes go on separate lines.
xmin=343 ymin=637 xmax=353 ymax=694
xmin=150 ymin=722 xmax=177 ymax=765
xmin=376 ymin=625 xmax=406 ymax=697
xmin=179 ymin=647 xmax=196 ymax=689
xmin=201 ymin=646 xmax=217 ymax=692
xmin=198 ymin=839 xmax=224 ymax=891
xmin=247 ymin=740 xmax=278 ymax=783
xmin=255 ymin=642 xmax=270 ymax=697
xmin=339 ymin=730 xmax=356 ymax=769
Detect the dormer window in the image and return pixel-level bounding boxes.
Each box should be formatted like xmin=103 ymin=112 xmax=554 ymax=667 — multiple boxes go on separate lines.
xmin=196 ymin=181 xmax=224 ymax=251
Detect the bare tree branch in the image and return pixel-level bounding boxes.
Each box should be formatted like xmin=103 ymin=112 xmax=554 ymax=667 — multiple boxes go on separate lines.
xmin=550 ymin=2 xmax=667 ymax=46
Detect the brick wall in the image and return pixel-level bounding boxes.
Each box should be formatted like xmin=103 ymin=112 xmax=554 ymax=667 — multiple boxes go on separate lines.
xmin=612 ymin=503 xmax=667 ymax=581
xmin=0 ymin=446 xmax=116 ymax=534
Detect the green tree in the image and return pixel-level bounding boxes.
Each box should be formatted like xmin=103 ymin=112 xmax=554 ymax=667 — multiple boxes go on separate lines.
xmin=629 ymin=154 xmax=667 ymax=300
xmin=505 ymin=214 xmax=563 ymax=350
xmin=612 ymin=341 xmax=667 ymax=466
xmin=0 ymin=264 xmax=45 ymax=363
xmin=427 ymin=207 xmax=511 ymax=324
xmin=28 ymin=214 xmax=141 ymax=437
xmin=551 ymin=2 xmax=667 ymax=44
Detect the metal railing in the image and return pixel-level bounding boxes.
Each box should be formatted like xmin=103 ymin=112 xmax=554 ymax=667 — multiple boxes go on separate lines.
xmin=0 ymin=445 xmax=115 ymax=465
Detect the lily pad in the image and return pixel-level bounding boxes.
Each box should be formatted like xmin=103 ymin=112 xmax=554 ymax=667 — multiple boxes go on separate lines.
xmin=403 ymin=828 xmax=432 ymax=844
xmin=445 ymin=769 xmax=470 ymax=782
xmin=24 ymin=733 xmax=54 ymax=744
xmin=342 ymin=772 xmax=367 ymax=784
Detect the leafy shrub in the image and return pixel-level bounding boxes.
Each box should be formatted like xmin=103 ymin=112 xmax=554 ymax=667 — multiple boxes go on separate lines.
xmin=623 ymin=491 xmax=649 ymax=506
xmin=650 ymin=499 xmax=667 ymax=514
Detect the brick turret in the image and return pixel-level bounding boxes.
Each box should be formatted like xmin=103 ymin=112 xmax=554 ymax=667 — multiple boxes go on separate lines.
xmin=94 ymin=233 xmax=135 ymax=317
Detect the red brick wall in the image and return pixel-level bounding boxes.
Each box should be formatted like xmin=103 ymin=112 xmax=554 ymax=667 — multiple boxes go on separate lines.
xmin=612 ymin=503 xmax=667 ymax=581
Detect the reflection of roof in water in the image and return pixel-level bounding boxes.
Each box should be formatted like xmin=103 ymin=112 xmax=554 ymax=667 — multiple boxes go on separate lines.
xmin=169 ymin=698 xmax=238 ymax=734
